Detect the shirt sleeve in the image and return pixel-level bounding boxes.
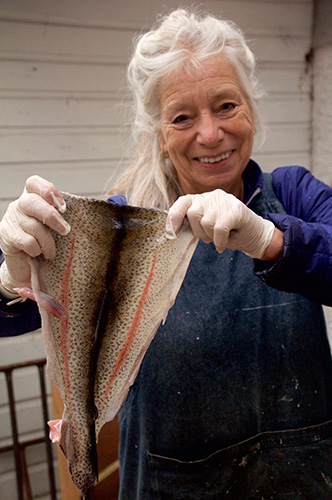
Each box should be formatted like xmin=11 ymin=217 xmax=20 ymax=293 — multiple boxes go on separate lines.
xmin=107 ymin=194 xmax=128 ymax=205
xmin=0 ymin=252 xmax=41 ymax=335
xmin=255 ymin=166 xmax=332 ymax=305
xmin=0 ymin=301 xmax=41 ymax=337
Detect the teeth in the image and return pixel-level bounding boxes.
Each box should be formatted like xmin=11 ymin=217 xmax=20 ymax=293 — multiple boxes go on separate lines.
xmin=198 ymin=151 xmax=232 ymax=163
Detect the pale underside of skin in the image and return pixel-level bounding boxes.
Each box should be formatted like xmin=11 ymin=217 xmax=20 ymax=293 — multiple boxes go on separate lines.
xmin=29 ymin=193 xmax=197 ymax=496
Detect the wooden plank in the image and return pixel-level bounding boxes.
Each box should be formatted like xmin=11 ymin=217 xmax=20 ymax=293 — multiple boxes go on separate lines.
xmin=0 ymin=59 xmax=310 ymax=97
xmin=258 ymin=97 xmax=311 ymax=124
xmin=0 ymin=0 xmax=313 ymax=35
xmin=257 ymin=66 xmax=311 ymax=94
xmin=252 ymin=151 xmax=311 ymax=172
xmin=256 ymin=123 xmax=310 ymax=154
xmin=0 ymin=97 xmax=132 ymax=127
xmin=0 ymin=19 xmax=311 ymax=65
xmin=0 ymin=60 xmax=127 ymax=92
xmin=251 ymin=35 xmax=312 ymax=64
xmin=0 ymin=127 xmax=128 ymax=163
xmin=0 ymin=20 xmax=134 ymax=63
xmin=0 ymin=160 xmax=120 ymax=204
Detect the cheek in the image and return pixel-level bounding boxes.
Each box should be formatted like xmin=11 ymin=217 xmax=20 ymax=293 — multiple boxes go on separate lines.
xmin=240 ymin=132 xmax=254 ymax=160
xmin=167 ymin=131 xmax=191 ymax=158
xmin=234 ymin=113 xmax=254 ymax=161
xmin=237 ymin=116 xmax=255 ymax=147
xmin=238 ymin=110 xmax=254 ymax=134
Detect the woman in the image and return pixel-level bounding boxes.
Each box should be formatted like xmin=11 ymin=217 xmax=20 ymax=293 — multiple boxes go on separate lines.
xmin=2 ymin=8 xmax=332 ymax=499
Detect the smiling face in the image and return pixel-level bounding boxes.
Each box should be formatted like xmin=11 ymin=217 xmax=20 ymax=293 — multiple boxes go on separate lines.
xmin=158 ymin=56 xmax=255 ymax=198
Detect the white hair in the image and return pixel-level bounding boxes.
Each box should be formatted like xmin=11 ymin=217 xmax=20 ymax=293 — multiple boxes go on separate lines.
xmin=109 ymin=8 xmax=265 ymax=209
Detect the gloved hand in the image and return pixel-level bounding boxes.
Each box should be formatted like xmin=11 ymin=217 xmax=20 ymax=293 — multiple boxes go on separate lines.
xmin=166 ymin=189 xmax=275 ymax=259
xmin=0 ymin=175 xmax=71 ymax=296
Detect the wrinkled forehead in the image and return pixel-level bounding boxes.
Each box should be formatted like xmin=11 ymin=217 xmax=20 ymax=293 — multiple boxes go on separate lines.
xmin=158 ymin=55 xmax=246 ymax=109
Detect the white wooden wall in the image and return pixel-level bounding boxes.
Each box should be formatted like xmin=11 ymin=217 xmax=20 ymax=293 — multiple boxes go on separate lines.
xmin=0 ymin=0 xmax=314 ymax=498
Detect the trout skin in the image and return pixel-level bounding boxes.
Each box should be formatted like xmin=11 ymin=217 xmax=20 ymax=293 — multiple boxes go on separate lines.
xmin=93 ymin=204 xmax=198 ymax=435
xmin=30 ymin=193 xmax=197 ymax=496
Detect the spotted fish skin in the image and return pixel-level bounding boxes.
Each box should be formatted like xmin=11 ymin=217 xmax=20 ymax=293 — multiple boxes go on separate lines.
xmin=31 ymin=193 xmax=197 ymax=496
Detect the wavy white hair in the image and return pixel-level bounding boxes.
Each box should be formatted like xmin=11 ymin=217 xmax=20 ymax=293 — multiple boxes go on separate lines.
xmin=109 ymin=8 xmax=265 ymax=209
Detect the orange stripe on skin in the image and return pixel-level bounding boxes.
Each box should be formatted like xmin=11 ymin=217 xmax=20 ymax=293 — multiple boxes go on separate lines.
xmin=59 ymin=232 xmax=76 ymax=392
xmin=100 ymin=249 xmax=159 ymax=409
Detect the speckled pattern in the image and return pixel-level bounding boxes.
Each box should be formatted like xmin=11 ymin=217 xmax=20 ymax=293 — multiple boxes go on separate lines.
xmin=31 ymin=193 xmax=197 ymax=496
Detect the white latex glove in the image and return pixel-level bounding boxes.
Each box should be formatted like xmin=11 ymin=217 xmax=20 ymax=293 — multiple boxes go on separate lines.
xmin=0 ymin=175 xmax=71 ymax=296
xmin=166 ymin=189 xmax=275 ymax=259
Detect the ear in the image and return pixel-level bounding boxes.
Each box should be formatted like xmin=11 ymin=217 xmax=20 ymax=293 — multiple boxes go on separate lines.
xmin=158 ymin=132 xmax=166 ymax=153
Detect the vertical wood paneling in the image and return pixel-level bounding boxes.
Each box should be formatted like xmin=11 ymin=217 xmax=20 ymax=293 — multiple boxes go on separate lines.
xmin=0 ymin=1 xmax=314 ymax=498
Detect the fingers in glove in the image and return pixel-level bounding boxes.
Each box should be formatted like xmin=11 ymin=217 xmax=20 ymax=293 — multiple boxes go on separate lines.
xmin=18 ymin=193 xmax=70 ymax=236
xmin=167 ymin=193 xmax=230 ymax=252
xmin=188 ymin=193 xmax=232 ymax=251
xmin=1 ymin=209 xmax=56 ymax=259
xmin=212 ymin=218 xmax=233 ymax=253
xmin=166 ymin=195 xmax=194 ymax=238
xmin=18 ymin=216 xmax=57 ymax=259
xmin=186 ymin=197 xmax=213 ymax=243
xmin=25 ymin=175 xmax=66 ymax=212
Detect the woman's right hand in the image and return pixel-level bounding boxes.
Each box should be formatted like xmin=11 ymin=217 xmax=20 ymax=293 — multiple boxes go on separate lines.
xmin=0 ymin=175 xmax=71 ymax=295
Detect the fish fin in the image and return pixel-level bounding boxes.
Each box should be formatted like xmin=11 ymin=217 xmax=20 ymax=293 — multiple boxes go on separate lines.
xmin=48 ymin=419 xmax=62 ymax=444
xmin=13 ymin=287 xmax=69 ymax=319
xmin=12 ymin=287 xmax=35 ymax=301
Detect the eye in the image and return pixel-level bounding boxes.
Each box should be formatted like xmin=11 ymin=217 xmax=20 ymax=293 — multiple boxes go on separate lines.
xmin=173 ymin=114 xmax=189 ymax=124
xmin=218 ymin=102 xmax=236 ymax=113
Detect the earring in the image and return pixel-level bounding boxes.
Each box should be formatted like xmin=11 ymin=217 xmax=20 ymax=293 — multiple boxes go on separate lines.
xmin=161 ymin=150 xmax=169 ymax=159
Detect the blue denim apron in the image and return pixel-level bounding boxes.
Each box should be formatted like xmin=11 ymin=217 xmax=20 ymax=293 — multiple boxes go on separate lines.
xmin=118 ymin=174 xmax=332 ymax=499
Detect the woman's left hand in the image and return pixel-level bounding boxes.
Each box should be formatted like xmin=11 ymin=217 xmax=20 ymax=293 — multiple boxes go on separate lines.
xmin=166 ymin=189 xmax=278 ymax=260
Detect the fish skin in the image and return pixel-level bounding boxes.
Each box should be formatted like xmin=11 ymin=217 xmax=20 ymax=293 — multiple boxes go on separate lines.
xmin=30 ymin=193 xmax=197 ymax=496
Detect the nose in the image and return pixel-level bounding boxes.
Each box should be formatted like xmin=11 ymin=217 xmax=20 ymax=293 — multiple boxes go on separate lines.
xmin=196 ymin=112 xmax=224 ymax=146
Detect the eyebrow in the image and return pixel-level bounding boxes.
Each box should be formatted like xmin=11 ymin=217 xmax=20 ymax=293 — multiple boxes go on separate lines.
xmin=163 ymin=88 xmax=242 ymax=112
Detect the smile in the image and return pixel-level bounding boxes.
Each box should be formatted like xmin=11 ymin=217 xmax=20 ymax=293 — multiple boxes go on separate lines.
xmin=197 ymin=151 xmax=232 ymax=163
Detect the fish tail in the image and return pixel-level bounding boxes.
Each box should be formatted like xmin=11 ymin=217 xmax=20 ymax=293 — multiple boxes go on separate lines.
xmin=59 ymin=407 xmax=98 ymax=496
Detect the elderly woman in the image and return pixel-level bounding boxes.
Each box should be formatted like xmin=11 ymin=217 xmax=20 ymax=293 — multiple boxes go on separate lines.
xmin=1 ymin=8 xmax=332 ymax=499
